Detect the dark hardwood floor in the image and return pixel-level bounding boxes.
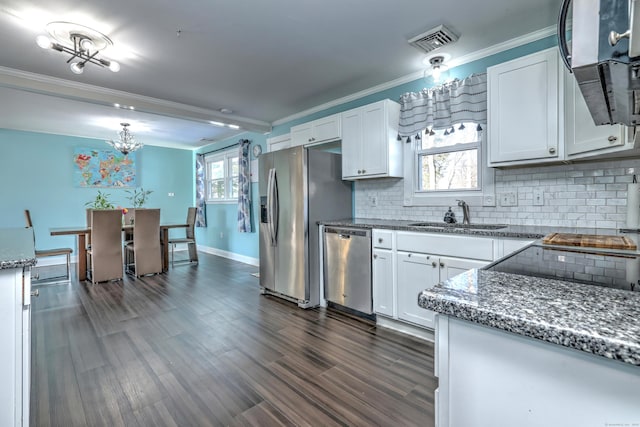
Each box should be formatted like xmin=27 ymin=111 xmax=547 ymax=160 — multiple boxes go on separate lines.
xmin=30 ymin=253 xmax=437 ymax=427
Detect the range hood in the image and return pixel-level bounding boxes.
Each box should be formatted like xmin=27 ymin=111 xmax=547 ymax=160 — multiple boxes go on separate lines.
xmin=559 ymin=0 xmax=640 ymax=126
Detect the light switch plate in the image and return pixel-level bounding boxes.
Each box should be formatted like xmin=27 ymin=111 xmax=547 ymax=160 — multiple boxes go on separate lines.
xmin=533 ymin=188 xmax=544 ymax=206
xmin=500 ymin=192 xmax=517 ymax=207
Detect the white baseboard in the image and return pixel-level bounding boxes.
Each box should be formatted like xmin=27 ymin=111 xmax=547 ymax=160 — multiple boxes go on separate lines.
xmin=196 ymin=245 xmax=259 ymax=266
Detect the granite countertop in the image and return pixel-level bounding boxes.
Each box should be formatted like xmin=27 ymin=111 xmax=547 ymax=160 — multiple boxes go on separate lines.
xmin=418 ymin=267 xmax=640 ymax=366
xmin=320 ymin=218 xmax=628 ymax=240
xmin=0 ymin=228 xmax=37 ymax=270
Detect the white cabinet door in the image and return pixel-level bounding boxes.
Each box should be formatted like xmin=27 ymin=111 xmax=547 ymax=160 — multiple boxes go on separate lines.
xmin=341 ymin=108 xmax=363 ymax=178
xmin=373 ymin=249 xmax=394 ymax=317
xmin=397 ymin=252 xmax=439 ymax=329
xmin=360 ymin=102 xmax=388 ymax=176
xmin=290 ymin=123 xmax=312 ymax=147
xmin=564 ymin=69 xmax=627 ymax=157
xmin=267 ymin=133 xmax=291 ymax=152
xmin=290 ymin=114 xmax=341 ymax=147
xmin=488 ymin=48 xmax=561 ymax=165
xmin=439 ymin=256 xmax=488 ymax=281
xmin=341 ymin=99 xmax=401 ymax=180
xmin=312 ymin=114 xmax=341 ymax=143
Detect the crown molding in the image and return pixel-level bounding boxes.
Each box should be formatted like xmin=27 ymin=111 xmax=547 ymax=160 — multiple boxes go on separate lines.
xmin=272 ymin=25 xmax=557 ymax=127
xmin=0 ymin=66 xmax=272 ymax=134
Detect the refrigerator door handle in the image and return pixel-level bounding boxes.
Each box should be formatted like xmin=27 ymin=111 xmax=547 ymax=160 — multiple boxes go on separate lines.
xmin=272 ymin=169 xmax=279 ymax=245
xmin=267 ymin=168 xmax=276 ymax=246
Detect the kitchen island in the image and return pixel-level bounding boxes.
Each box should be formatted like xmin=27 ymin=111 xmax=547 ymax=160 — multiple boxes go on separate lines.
xmin=419 ymin=250 xmax=640 ymax=427
xmin=0 ymin=228 xmax=36 ymax=427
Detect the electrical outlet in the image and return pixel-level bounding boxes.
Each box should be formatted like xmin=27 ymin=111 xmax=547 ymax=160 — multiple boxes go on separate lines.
xmin=483 ymin=195 xmax=496 ymax=206
xmin=533 ymin=188 xmax=544 ymax=206
xmin=500 ymin=192 xmax=517 ymax=207
xmin=370 ymin=196 xmax=378 ymax=207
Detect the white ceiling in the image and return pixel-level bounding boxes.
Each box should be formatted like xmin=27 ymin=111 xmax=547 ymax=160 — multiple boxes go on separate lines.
xmin=0 ymin=0 xmax=560 ymax=150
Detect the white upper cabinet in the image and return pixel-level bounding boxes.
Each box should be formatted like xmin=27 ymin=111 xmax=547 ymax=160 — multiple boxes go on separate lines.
xmin=488 ymin=47 xmax=638 ymax=167
xmin=266 ymin=133 xmax=291 ymax=152
xmin=488 ymin=48 xmax=562 ymax=166
xmin=341 ymin=99 xmax=403 ymax=180
xmin=564 ymin=68 xmax=628 ymax=158
xmin=290 ymin=113 xmax=341 ymax=147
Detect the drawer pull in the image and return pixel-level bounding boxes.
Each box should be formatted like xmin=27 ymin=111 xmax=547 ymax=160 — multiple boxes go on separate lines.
xmin=608 ymin=135 xmax=618 ymax=142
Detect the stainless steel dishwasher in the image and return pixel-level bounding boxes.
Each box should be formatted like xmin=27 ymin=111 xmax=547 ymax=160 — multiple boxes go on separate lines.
xmin=323 ymin=226 xmax=372 ymax=314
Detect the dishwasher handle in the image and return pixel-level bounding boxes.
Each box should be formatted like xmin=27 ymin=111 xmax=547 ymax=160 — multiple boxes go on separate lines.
xmin=324 ymin=227 xmax=371 ymax=238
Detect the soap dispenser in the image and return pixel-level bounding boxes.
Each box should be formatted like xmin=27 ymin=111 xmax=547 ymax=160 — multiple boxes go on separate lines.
xmin=444 ymin=207 xmax=457 ymax=223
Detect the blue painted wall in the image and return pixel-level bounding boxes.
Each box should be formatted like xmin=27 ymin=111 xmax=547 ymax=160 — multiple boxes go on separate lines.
xmin=195 ymin=133 xmax=266 ymax=259
xmin=0 ymin=129 xmax=194 ymax=253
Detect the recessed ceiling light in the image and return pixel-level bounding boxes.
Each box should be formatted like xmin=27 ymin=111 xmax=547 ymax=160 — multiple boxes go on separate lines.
xmin=129 ymin=106 xmax=135 ymax=110
xmin=210 ymin=121 xmax=225 ymax=127
xmin=114 ymin=103 xmax=120 ymax=108
xmin=220 ymin=108 xmax=233 ymax=114
xmin=228 ymin=124 xmax=240 ymax=129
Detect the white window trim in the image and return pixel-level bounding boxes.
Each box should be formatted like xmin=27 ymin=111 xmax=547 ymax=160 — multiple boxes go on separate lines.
xmin=205 ymin=148 xmax=239 ymax=204
xmin=402 ymin=126 xmax=495 ymax=207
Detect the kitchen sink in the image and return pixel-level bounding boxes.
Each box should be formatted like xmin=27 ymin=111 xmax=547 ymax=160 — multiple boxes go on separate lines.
xmin=408 ymin=222 xmax=508 ymax=230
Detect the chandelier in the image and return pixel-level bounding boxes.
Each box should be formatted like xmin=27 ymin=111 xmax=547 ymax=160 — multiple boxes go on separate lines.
xmin=36 ymin=22 xmax=120 ymax=75
xmin=106 ymin=123 xmax=143 ymax=155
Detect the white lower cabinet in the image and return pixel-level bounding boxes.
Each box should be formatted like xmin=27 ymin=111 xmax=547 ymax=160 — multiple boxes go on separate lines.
xmin=372 ymin=248 xmax=394 ymax=317
xmin=397 ymin=252 xmax=439 ymax=328
xmin=372 ymin=228 xmax=534 ymax=332
xmin=397 ymin=252 xmax=488 ymax=329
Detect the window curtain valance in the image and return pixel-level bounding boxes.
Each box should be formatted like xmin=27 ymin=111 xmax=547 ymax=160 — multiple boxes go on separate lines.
xmin=398 ymin=73 xmax=487 ymax=141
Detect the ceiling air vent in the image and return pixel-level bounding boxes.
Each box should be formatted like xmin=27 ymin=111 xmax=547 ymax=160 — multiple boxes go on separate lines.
xmin=408 ymin=25 xmax=459 ymax=54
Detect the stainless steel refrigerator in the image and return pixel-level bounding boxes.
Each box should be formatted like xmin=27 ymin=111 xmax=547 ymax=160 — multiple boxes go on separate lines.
xmin=259 ymin=145 xmax=352 ymax=308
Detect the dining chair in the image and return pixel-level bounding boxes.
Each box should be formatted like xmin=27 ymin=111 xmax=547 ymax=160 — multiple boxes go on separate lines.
xmin=87 ymin=209 xmax=123 ymax=284
xmin=125 ymin=208 xmax=163 ymax=277
xmin=24 ymin=209 xmax=72 ymax=284
xmin=168 ymin=207 xmax=198 ymax=266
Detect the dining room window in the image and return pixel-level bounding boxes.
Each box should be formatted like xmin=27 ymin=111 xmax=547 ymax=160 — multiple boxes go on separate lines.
xmin=205 ymin=149 xmax=239 ymax=202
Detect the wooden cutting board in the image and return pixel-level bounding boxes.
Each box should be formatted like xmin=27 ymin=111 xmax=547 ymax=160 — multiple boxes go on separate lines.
xmin=542 ymin=233 xmax=637 ymax=250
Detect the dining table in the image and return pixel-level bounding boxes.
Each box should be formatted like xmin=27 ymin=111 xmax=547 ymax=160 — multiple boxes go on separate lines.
xmin=50 ymin=223 xmax=189 ymax=281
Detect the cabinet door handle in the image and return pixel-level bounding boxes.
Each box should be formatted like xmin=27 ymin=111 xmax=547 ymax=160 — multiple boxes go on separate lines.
xmin=373 ymin=254 xmax=378 ymax=259
xmin=548 ymin=147 xmax=556 ymax=154
xmin=378 ymin=238 xmax=383 ymax=243
xmin=362 ymin=169 xmax=366 ymax=174
xmin=439 ymin=262 xmax=445 ymax=268
xmin=608 ymin=135 xmax=618 ymax=142
xmin=408 ymin=253 xmax=412 ymax=257
xmin=431 ymin=261 xmax=437 ymax=267
xmin=357 ymin=170 xmax=362 ymax=174
xmin=31 ymin=290 xmax=39 ymax=297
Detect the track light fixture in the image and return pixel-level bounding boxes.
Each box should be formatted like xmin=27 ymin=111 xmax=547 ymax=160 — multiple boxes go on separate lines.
xmin=36 ymin=22 xmax=120 ymax=75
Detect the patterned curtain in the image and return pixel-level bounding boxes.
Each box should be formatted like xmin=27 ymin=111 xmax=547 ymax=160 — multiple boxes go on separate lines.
xmin=195 ymin=153 xmax=207 ymax=227
xmin=237 ymin=139 xmax=252 ymax=233
xmin=398 ymin=73 xmax=487 ymax=141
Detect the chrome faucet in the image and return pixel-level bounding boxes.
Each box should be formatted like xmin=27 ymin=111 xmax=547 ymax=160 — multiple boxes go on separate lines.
xmin=457 ymin=200 xmax=470 ymax=224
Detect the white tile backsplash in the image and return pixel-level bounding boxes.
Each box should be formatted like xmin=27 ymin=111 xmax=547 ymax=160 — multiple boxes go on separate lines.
xmin=354 ymin=159 xmax=640 ymax=228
